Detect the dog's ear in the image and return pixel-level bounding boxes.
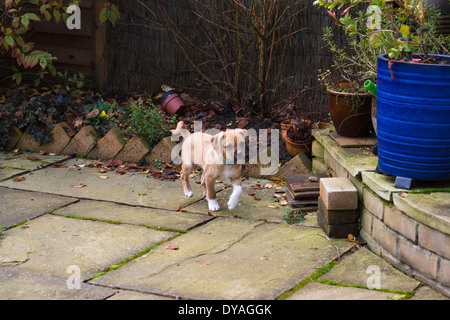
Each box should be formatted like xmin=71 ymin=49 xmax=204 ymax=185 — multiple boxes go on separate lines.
xmin=211 ymin=132 xmax=225 ymax=154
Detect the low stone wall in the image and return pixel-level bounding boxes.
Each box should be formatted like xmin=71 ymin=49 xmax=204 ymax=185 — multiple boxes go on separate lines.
xmin=312 ymin=127 xmax=450 ymax=297
xmin=3 ymin=123 xmax=177 ymax=165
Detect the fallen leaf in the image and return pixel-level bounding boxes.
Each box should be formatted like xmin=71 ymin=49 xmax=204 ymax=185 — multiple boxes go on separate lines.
xmin=237 ymin=119 xmax=249 ymax=129
xmin=12 ymin=151 xmax=22 ymax=156
xmin=208 ymin=212 xmax=218 ymax=217
xmin=254 ymin=196 xmax=262 ymax=201
xmin=258 ymin=219 xmax=268 ymax=222
xmin=26 ymin=156 xmax=41 ymax=161
xmin=39 ymin=150 xmax=48 ymax=155
xmin=268 ymin=205 xmax=278 ymax=209
xmin=99 ymin=168 xmax=108 ymax=173
xmin=233 ymin=215 xmax=242 ymax=219
xmin=399 ymin=192 xmax=408 ymax=198
xmin=248 ymin=190 xmax=256 ymax=197
xmin=14 ymin=177 xmax=26 ymax=182
xmin=198 ymin=261 xmax=209 ymax=266
xmin=72 ymin=184 xmax=87 ymax=188
xmin=178 ymin=206 xmax=186 ymax=212
xmin=165 ymin=242 xmax=179 ymax=251
xmin=51 ymin=163 xmax=65 ymax=168
xmin=348 ymin=234 xmax=356 ymax=242
xmin=86 ymin=109 xmax=100 ymax=119
xmin=279 ymin=200 xmax=288 ymax=206
xmin=98 ymin=175 xmax=109 ymax=179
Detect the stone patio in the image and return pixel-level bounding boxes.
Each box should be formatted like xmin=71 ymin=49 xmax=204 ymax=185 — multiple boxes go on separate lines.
xmin=0 ymin=151 xmax=448 ymax=300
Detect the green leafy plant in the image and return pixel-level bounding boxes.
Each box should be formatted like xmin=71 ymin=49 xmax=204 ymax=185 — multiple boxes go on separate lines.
xmin=81 ymin=98 xmax=119 ymax=135
xmin=126 ymin=99 xmax=177 ymax=147
xmin=1 ymin=0 xmax=120 ymax=86
xmin=313 ymin=0 xmax=450 ymax=62
xmin=282 ymin=209 xmax=307 ymax=225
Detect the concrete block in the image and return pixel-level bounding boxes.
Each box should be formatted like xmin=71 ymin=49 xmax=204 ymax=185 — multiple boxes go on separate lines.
xmin=439 ymin=258 xmax=450 ymax=287
xmin=317 ymin=208 xmax=359 ymax=239
xmin=14 ymin=129 xmax=41 ymax=152
xmin=40 ymin=122 xmax=72 ymax=154
xmin=372 ymin=217 xmax=397 ymax=256
xmin=320 ymin=178 xmax=358 ymax=210
xmin=418 ymin=224 xmax=450 ymax=259
xmin=360 ymin=208 xmax=373 ymax=235
xmin=4 ymin=126 xmax=22 ymax=151
xmin=115 ymin=135 xmax=151 ymax=164
xmin=318 ymin=196 xmax=359 ymax=225
xmin=88 ymin=128 xmax=126 ymax=160
xmin=384 ymin=205 xmax=417 ymax=243
xmin=363 ymin=188 xmax=385 ymax=220
xmin=145 ymin=136 xmax=178 ymax=165
xmin=274 ymin=152 xmax=311 ymax=179
xmin=242 ymin=147 xmax=279 ymax=178
xmin=312 ymin=157 xmax=329 ymax=175
xmin=62 ymin=126 xmax=99 ymax=157
xmin=398 ymin=239 xmax=438 ymax=280
xmin=312 ymin=140 xmax=324 ymax=159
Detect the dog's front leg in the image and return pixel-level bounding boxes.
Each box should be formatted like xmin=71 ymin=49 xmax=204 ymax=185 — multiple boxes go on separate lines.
xmin=205 ymin=175 xmax=220 ymax=212
xmin=227 ymin=178 xmax=243 ymax=210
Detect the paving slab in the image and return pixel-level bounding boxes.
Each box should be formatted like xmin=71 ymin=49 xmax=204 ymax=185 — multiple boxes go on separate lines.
xmin=183 ymin=178 xmax=313 ymax=225
xmin=287 ymin=282 xmax=405 ymax=300
xmin=0 ymin=159 xmax=211 ymax=211
xmin=91 ymin=218 xmax=354 ymax=300
xmin=0 ymin=215 xmax=175 ymax=280
xmin=107 ymin=290 xmax=173 ymax=300
xmin=0 ymin=151 xmax=67 ymax=171
xmin=0 ymin=267 xmax=116 ymax=300
xmin=410 ymin=286 xmax=449 ymax=300
xmin=54 ymin=200 xmax=213 ymax=231
xmin=0 ymin=187 xmax=77 ymax=228
xmin=319 ymin=247 xmax=420 ymax=292
xmin=0 ymin=168 xmax=27 ymax=181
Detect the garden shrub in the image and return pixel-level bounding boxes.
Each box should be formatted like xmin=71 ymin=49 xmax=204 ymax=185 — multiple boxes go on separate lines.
xmin=126 ymin=100 xmax=177 ymax=147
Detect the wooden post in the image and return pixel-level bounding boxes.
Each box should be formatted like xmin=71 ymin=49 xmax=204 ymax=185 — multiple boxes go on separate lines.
xmin=93 ymin=0 xmax=108 ymax=91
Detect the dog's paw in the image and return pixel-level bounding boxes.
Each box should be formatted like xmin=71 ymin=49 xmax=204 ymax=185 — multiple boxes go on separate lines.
xmin=227 ymin=196 xmax=240 ymax=210
xmin=185 ymin=191 xmax=194 ymax=198
xmin=208 ymin=199 xmax=220 ymax=212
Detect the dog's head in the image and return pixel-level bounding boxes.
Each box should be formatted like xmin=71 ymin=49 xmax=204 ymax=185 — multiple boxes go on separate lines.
xmin=211 ymin=129 xmax=247 ymax=165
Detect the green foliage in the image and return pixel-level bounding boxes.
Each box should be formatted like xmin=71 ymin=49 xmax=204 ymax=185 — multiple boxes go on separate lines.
xmin=314 ymin=0 xmax=450 ymax=61
xmin=126 ymin=100 xmax=177 ymax=147
xmin=282 ymin=209 xmax=307 ymax=225
xmin=1 ymin=0 xmax=120 ymax=86
xmin=81 ymin=98 xmax=119 ymax=135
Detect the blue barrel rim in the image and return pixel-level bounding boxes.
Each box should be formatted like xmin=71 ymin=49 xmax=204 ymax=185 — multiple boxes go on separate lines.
xmin=378 ymin=53 xmax=450 ymax=67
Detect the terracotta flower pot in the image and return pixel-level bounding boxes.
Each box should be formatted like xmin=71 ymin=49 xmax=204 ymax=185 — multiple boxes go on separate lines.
xmin=282 ymin=130 xmax=313 ymax=157
xmin=280 ymin=120 xmax=290 ymax=137
xmin=327 ymin=89 xmax=373 ymax=137
xmin=158 ymin=90 xmax=185 ymax=115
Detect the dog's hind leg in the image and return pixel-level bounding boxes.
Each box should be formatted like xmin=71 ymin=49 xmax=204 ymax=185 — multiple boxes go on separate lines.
xmin=181 ymin=163 xmax=194 ymax=198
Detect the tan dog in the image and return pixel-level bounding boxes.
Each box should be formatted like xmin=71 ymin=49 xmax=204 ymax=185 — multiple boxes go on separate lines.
xmin=171 ymin=121 xmax=247 ymax=212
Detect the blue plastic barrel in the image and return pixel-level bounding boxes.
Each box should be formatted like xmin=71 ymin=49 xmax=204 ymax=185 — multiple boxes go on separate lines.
xmin=376 ymin=53 xmax=450 ymax=180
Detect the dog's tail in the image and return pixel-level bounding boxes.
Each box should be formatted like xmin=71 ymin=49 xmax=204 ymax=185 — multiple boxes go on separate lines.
xmin=171 ymin=121 xmax=191 ymax=140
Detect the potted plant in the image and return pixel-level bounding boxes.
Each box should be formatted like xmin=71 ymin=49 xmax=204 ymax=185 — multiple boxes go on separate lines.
xmin=314 ymin=0 xmax=450 ymax=183
xmin=317 ymin=8 xmax=386 ymax=137
xmin=283 ymin=117 xmax=314 ymax=157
